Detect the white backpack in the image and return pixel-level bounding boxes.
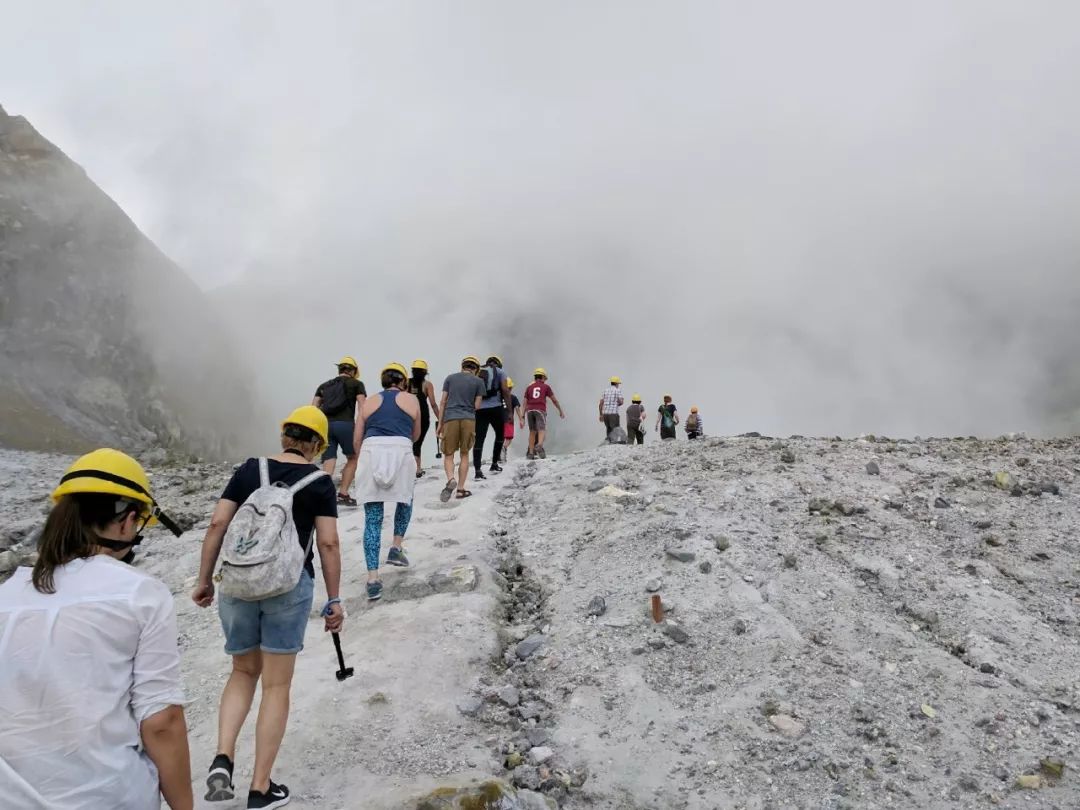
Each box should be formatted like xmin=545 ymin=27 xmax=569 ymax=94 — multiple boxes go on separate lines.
xmin=218 ymin=458 xmax=328 ymax=601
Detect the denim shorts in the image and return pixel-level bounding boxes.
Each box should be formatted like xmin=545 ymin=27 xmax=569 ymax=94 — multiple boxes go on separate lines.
xmin=321 ymin=420 xmax=356 ymax=461
xmin=218 ymin=571 xmax=314 ymax=655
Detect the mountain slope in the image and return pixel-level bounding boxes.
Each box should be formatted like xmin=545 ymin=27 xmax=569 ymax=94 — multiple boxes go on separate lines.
xmin=0 ymin=104 xmax=257 ymax=455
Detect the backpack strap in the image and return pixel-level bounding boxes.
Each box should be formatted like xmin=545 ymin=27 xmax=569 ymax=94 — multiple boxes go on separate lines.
xmin=258 ymin=457 xmax=269 ymax=487
xmin=289 ymin=469 xmax=330 ymax=494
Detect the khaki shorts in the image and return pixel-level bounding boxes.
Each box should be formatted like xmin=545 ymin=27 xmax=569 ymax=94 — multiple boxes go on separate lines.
xmin=442 ymin=418 xmax=476 ymax=455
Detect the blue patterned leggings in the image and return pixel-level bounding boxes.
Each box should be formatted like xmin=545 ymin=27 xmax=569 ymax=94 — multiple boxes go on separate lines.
xmin=363 ymin=501 xmax=413 ymax=571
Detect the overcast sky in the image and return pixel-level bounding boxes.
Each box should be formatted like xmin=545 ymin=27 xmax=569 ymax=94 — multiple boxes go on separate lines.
xmin=4 ymin=1 xmax=1080 ymax=442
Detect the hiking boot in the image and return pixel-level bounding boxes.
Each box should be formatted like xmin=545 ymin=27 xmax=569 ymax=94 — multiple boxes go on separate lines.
xmin=475 ymin=470 xmax=487 ymax=481
xmin=386 ymin=546 xmax=409 ymax=567
xmin=537 ymin=446 xmax=547 ymax=459
xmin=490 ymin=462 xmax=503 ymax=474
xmin=205 ymin=754 xmax=234 ymax=802
xmin=366 ymin=581 xmax=383 ymax=601
xmin=337 ymin=492 xmax=357 ymax=507
xmin=247 ymin=780 xmax=290 ymax=809
xmin=526 ymin=450 xmax=535 ymax=460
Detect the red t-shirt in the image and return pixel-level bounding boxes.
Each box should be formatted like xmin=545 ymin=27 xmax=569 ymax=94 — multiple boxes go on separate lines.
xmin=524 ymin=381 xmax=555 ymax=412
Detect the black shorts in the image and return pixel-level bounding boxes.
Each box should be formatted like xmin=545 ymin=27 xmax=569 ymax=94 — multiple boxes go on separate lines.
xmin=321 ymin=420 xmax=356 ymax=460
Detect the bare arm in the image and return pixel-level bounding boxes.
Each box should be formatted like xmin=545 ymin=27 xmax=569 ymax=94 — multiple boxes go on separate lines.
xmin=551 ymin=395 xmax=566 ymax=419
xmin=425 ymin=381 xmax=440 ymax=421
xmin=354 ymin=394 xmax=375 ymax=454
xmin=314 ymin=515 xmax=344 ymax=632
xmin=192 ymin=499 xmax=240 ymax=606
xmin=437 ymin=391 xmax=450 ymax=435
xmin=474 ymin=395 xmax=483 ymax=411
xmin=406 ymin=393 xmax=422 ymax=442
xmin=312 ymin=395 xmax=322 ymax=408
xmin=141 ymin=705 xmax=193 ymax=810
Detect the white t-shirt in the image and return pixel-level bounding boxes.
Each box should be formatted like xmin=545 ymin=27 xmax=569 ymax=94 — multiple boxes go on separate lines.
xmin=0 ymin=556 xmax=185 ymax=810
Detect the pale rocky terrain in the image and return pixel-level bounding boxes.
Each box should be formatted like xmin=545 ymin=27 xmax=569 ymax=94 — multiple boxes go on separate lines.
xmin=2 ymin=434 xmax=1078 ymax=809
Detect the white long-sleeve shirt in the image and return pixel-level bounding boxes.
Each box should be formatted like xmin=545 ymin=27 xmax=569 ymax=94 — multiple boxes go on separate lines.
xmin=0 ymin=555 xmax=185 ymax=810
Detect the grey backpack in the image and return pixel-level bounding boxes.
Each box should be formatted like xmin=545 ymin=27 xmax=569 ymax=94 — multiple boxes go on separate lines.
xmin=218 ymin=458 xmax=327 ymax=601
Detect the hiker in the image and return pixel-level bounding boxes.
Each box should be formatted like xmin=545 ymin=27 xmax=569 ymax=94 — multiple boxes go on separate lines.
xmin=408 ymin=359 xmax=440 ymax=478
xmin=312 ymin=355 xmax=366 ymax=506
xmin=0 ymin=449 xmax=193 ymax=810
xmin=473 ymin=354 xmax=512 ymax=479
xmin=656 ymin=395 xmax=679 ymax=440
xmin=686 ymin=406 xmax=704 ymax=440
xmin=192 ymin=405 xmax=343 ymax=809
xmin=437 ymin=355 xmax=486 ymax=501
xmin=627 ymin=393 xmax=646 ymax=444
xmin=599 ymin=376 xmax=624 ymax=440
xmin=354 ymin=363 xmax=421 ymax=601
xmin=502 ymin=377 xmax=522 ymax=462
xmin=523 ymin=368 xmax=565 ymax=459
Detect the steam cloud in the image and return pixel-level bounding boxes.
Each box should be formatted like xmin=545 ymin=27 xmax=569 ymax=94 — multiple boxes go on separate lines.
xmin=5 ymin=1 xmax=1080 ymax=451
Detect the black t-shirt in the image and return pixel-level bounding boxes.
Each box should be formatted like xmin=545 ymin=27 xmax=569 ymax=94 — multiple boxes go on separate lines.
xmin=503 ymin=394 xmax=520 ymax=425
xmin=220 ymin=458 xmax=338 ymax=577
xmin=315 ymin=377 xmax=367 ymax=422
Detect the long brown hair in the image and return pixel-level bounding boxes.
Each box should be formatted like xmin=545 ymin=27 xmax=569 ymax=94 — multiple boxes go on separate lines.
xmin=32 ymin=494 xmax=136 ymax=594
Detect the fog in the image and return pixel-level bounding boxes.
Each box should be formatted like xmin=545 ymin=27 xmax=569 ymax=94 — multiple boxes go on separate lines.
xmin=5 ymin=1 xmax=1080 ymax=451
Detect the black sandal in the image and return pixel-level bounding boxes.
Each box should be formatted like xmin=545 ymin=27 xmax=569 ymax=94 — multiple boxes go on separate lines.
xmin=455 ymin=489 xmax=473 ymax=499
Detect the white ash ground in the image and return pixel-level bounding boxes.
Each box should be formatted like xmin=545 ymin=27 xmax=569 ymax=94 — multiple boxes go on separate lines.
xmin=2 ymin=435 xmax=1079 ymax=809
xmin=481 ymin=436 xmax=1080 ymax=810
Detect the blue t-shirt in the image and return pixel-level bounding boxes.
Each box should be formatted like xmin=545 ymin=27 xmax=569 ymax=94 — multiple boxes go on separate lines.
xmin=221 ymin=458 xmax=337 ymax=577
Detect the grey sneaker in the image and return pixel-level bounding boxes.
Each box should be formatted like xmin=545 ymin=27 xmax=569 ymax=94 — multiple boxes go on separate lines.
xmin=367 ymin=581 xmax=383 ymax=601
xmin=537 ymin=446 xmax=547 ymax=459
xmin=386 ymin=546 xmax=409 ymax=567
xmin=205 ymin=753 xmax=234 ymax=802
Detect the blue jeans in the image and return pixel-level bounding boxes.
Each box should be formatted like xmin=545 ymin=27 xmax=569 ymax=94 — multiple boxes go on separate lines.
xmin=218 ymin=571 xmax=314 ymax=655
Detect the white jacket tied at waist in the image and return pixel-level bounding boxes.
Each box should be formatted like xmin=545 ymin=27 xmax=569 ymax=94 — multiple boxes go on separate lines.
xmin=355 ymin=435 xmax=416 ymax=504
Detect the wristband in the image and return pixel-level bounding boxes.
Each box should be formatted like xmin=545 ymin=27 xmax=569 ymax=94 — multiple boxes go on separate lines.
xmin=321 ymin=597 xmax=342 ymax=617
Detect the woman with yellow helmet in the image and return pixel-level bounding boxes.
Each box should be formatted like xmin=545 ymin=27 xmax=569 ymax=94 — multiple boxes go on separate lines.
xmin=407 ymin=359 xmax=441 ymax=478
xmin=0 ymin=449 xmax=193 ymax=809
xmin=191 ymin=405 xmax=343 ymax=809
xmin=354 ymin=363 xmax=421 ymax=602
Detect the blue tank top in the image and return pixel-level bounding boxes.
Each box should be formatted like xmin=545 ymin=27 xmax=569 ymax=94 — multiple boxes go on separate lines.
xmin=364 ymin=390 xmax=413 ymax=439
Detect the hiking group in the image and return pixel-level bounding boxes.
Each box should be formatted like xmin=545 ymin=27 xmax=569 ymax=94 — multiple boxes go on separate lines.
xmin=0 ymin=352 xmax=570 ymax=810
xmin=597 ymin=377 xmax=704 ymax=444
xmin=0 ymin=358 xmax=712 ymax=810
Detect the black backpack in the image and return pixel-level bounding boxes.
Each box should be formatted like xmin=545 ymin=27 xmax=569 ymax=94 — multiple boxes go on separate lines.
xmin=480 ymin=366 xmax=502 ymax=399
xmin=318 ymin=377 xmax=350 ymax=415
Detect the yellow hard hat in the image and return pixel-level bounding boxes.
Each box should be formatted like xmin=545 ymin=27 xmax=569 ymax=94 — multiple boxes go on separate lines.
xmin=337 ymin=355 xmax=358 ymax=369
xmin=51 ymin=448 xmax=182 ymax=535
xmin=281 ymin=405 xmax=329 ymax=452
xmin=632 ymin=393 xmax=642 ymax=403
xmin=411 ymin=359 xmax=429 ymax=371
xmin=533 ymin=368 xmax=547 ymax=378
xmin=382 ymin=362 xmax=408 ymax=378
xmin=487 ymin=355 xmax=504 ymax=367
xmin=462 ymin=355 xmax=481 ymax=367
xmin=691 ymin=406 xmax=699 ymax=413
xmin=610 ymin=376 xmax=622 ymax=384
xmin=507 ymin=378 xmax=515 ymax=388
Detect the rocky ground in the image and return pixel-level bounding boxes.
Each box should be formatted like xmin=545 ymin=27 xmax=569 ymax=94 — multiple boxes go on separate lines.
xmin=2 ymin=435 xmax=1078 ymax=809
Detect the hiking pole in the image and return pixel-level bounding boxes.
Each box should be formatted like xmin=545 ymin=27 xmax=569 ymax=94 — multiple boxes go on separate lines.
xmin=331 ymin=632 xmax=354 ymax=682
xmin=435 ymin=434 xmax=443 ymax=459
